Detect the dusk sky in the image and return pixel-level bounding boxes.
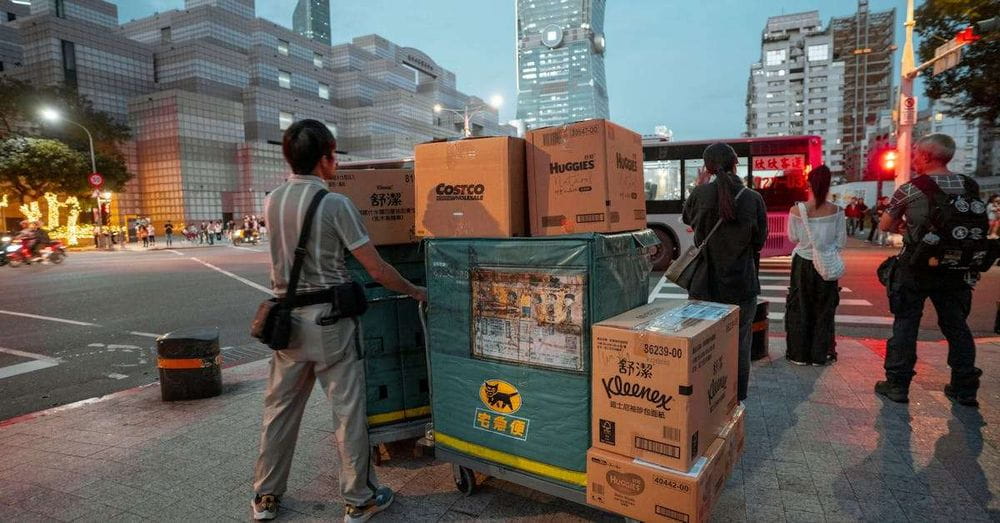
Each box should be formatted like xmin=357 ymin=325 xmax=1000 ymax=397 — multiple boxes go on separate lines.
xmin=112 ymin=1 xmax=921 ymax=140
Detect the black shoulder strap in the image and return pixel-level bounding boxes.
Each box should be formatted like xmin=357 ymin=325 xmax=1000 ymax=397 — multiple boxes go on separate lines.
xmin=285 ymin=189 xmax=328 ymax=302
xmin=959 ymin=174 xmax=980 ymax=198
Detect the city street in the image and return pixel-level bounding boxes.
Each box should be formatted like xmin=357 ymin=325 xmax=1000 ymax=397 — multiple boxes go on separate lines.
xmin=1 ymin=240 xmax=997 ymax=421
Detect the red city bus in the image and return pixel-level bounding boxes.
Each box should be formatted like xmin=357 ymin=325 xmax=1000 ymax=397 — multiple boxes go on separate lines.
xmin=642 ymin=135 xmax=824 ymax=270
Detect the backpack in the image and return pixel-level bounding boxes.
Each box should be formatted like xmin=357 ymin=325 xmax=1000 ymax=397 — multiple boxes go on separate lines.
xmin=909 ymin=175 xmax=993 ymax=272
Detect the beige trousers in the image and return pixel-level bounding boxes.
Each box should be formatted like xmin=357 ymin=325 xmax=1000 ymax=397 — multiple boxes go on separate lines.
xmin=253 ymin=304 xmax=378 ymax=506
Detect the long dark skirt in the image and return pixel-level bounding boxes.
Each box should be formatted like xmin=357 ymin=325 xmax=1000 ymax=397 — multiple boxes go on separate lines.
xmin=785 ymin=254 xmax=840 ymax=364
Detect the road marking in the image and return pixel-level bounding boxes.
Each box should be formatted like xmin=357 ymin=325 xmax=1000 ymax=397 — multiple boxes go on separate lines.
xmin=767 ymin=312 xmax=894 ymax=325
xmin=129 ymin=331 xmax=162 ymax=339
xmin=189 ymin=257 xmax=273 ymax=295
xmin=0 ymin=310 xmax=99 ymax=327
xmin=0 ymin=347 xmax=61 ymax=379
xmin=167 ymin=249 xmax=185 ymax=256
xmin=230 ymin=245 xmax=261 ymax=252
xmin=760 ymin=269 xmax=791 ymax=274
xmin=648 ymin=274 xmax=670 ymax=303
xmin=107 ymin=373 xmax=129 ymax=380
xmin=652 ymin=294 xmax=869 ymax=306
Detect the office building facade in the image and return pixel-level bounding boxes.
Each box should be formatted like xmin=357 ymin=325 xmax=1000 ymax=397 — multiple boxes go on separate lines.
xmin=3 ymin=0 xmax=510 ymax=224
xmin=515 ymin=0 xmax=609 ymax=130
xmin=0 ymin=0 xmax=29 ymax=74
xmin=745 ymin=11 xmax=845 ymax=171
xmin=293 ymin=0 xmax=330 ymax=46
xmin=831 ymin=1 xmax=895 ymax=181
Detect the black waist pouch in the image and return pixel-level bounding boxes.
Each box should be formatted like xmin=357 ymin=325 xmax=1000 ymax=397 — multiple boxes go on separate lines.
xmin=332 ymin=281 xmax=368 ymax=318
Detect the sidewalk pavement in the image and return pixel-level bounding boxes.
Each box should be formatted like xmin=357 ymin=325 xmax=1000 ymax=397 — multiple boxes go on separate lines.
xmin=1 ymin=336 xmax=997 ymax=522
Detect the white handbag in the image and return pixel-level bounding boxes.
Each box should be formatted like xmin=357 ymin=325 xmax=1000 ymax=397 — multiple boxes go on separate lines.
xmin=797 ymin=202 xmax=845 ymax=281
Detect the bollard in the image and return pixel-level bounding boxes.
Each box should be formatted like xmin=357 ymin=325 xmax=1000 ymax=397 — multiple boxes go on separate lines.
xmin=750 ymin=299 xmax=768 ymax=361
xmin=156 ymin=327 xmax=222 ymax=401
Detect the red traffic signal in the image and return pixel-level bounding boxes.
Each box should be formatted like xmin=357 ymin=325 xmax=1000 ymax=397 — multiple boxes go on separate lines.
xmin=956 ymin=26 xmax=980 ymax=43
xmin=881 ymin=150 xmax=897 ymax=172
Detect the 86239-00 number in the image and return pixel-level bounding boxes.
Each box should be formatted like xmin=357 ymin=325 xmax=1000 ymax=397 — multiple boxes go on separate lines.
xmin=643 ymin=344 xmax=683 ymax=358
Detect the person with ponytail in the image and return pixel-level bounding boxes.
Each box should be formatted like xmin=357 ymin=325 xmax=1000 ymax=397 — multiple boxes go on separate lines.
xmin=682 ymin=143 xmax=768 ymax=402
xmin=785 ymin=165 xmax=845 ymax=366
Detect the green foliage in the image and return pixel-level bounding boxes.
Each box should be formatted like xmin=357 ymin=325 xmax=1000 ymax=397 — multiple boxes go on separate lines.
xmin=0 ymin=78 xmax=133 ymax=199
xmin=0 ymin=137 xmax=91 ymax=201
xmin=916 ymin=1 xmax=1000 ymax=124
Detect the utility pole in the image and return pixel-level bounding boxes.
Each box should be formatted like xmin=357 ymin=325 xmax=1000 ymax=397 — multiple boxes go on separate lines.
xmin=894 ymin=0 xmax=916 ymax=187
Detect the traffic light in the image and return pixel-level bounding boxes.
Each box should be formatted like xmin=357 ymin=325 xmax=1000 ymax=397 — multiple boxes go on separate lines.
xmin=881 ymin=150 xmax=897 ymax=179
xmin=955 ymin=26 xmax=980 ymax=44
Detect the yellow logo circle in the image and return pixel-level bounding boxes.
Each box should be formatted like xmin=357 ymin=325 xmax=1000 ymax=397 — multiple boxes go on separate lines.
xmin=479 ymin=379 xmax=522 ymax=414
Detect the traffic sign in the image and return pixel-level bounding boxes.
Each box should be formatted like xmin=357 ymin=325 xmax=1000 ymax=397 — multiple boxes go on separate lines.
xmin=88 ymin=173 xmax=103 ymax=187
xmin=932 ymin=38 xmax=963 ymax=75
xmin=900 ymin=96 xmax=918 ymax=126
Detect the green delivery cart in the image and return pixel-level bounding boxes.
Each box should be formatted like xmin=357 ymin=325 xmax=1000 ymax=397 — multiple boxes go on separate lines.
xmin=347 ymin=244 xmax=431 ymax=458
xmin=425 ymin=231 xmax=657 ymax=502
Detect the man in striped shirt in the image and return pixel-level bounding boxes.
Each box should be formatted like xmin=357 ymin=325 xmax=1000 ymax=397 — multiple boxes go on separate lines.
xmin=252 ymin=120 xmax=426 ymax=522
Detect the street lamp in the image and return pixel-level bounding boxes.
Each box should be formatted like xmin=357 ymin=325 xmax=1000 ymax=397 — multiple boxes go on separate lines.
xmin=434 ymin=95 xmax=503 ymax=138
xmin=39 ymin=107 xmax=104 ymax=245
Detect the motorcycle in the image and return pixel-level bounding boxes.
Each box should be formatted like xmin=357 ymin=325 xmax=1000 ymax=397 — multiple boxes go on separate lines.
xmin=232 ymin=229 xmax=259 ymax=246
xmin=6 ymin=239 xmax=67 ymax=267
xmin=0 ymin=233 xmax=11 ymax=266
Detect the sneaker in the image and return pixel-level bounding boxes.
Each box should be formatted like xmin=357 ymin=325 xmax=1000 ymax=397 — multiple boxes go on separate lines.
xmin=788 ymin=358 xmax=810 ymax=366
xmin=944 ymin=384 xmax=979 ymax=408
xmin=345 ymin=487 xmax=394 ymax=523
xmin=875 ymin=381 xmax=909 ymax=403
xmin=252 ymin=494 xmax=279 ymax=520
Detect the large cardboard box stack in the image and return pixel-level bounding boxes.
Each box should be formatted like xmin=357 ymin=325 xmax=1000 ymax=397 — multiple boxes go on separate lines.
xmin=414 ymin=137 xmax=526 ymax=238
xmin=330 ymin=169 xmax=416 ymax=245
xmin=526 ymin=120 xmax=645 ymax=236
xmin=587 ymin=300 xmax=746 ymax=522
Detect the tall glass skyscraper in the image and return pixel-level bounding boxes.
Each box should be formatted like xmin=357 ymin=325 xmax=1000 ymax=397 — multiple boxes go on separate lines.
xmin=515 ymin=0 xmax=609 ymax=130
xmin=292 ymin=0 xmax=330 ymax=46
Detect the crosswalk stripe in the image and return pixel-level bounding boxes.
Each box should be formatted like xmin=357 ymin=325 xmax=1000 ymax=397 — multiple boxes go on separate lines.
xmin=767 ymin=312 xmax=894 ymax=326
xmin=654 ymin=281 xmax=852 ymax=294
xmin=652 ymin=294 xmax=870 ymax=306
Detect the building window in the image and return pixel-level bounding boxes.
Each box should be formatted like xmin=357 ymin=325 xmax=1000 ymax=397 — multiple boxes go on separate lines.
xmin=55 ymin=0 xmax=66 ymax=18
xmin=325 ymin=121 xmax=337 ymax=137
xmin=60 ymin=40 xmax=77 ymax=89
xmin=278 ymin=70 xmax=291 ymax=89
xmin=161 ymin=27 xmax=171 ymax=43
xmin=277 ymin=39 xmax=289 ymax=56
xmin=807 ymin=44 xmax=829 ymax=62
xmin=7 ymin=12 xmax=16 ymax=22
xmin=313 ymin=53 xmax=323 ymax=68
xmin=765 ymin=49 xmax=786 ymax=66
xmin=279 ymin=112 xmax=294 ymax=131
xmin=318 ymin=83 xmax=329 ymax=100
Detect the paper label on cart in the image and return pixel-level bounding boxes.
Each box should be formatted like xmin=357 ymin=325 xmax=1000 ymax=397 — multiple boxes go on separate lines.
xmin=470 ymin=268 xmax=586 ymax=372
xmin=473 ymin=408 xmax=530 ymax=441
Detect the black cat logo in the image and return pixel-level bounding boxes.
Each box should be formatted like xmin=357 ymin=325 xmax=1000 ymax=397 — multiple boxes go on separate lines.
xmin=480 ymin=380 xmax=522 ymax=413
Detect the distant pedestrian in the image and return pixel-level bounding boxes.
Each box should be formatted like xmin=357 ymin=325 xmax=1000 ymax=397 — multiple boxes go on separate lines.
xmin=147 ymin=223 xmax=156 ymax=246
xmin=165 ymin=221 xmax=174 ymax=247
xmin=866 ymin=196 xmax=890 ymax=245
xmin=138 ymin=224 xmax=149 ymax=248
xmin=876 ymin=134 xmax=989 ymax=407
xmin=681 ymin=143 xmax=768 ymax=402
xmin=785 ymin=165 xmax=845 ymax=366
xmin=988 ymin=194 xmax=1000 ymax=239
xmin=844 ymin=198 xmax=860 ymax=236
xmin=199 ymin=222 xmax=208 ymax=244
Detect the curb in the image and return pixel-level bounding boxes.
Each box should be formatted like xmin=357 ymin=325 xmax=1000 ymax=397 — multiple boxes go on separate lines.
xmin=0 ymin=357 xmax=270 ymax=429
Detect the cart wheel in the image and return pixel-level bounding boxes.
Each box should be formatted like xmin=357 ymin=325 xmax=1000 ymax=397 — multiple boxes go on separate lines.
xmin=372 ymin=445 xmax=383 ymax=466
xmin=453 ymin=465 xmax=477 ymax=496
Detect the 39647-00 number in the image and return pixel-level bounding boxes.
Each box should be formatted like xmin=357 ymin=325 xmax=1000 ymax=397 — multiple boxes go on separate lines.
xmin=643 ymin=344 xmax=683 ymax=358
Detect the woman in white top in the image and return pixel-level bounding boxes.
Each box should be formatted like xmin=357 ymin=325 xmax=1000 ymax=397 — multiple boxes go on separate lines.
xmin=784 ymin=166 xmax=846 ymax=366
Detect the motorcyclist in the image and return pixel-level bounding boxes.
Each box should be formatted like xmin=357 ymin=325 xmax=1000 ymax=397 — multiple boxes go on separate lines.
xmin=33 ymin=221 xmax=51 ymax=258
xmin=15 ymin=220 xmax=38 ymax=259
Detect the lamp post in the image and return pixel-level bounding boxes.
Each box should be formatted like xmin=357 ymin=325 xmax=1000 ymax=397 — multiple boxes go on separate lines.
xmin=39 ymin=107 xmax=103 ymax=245
xmin=434 ymin=95 xmax=503 ymax=138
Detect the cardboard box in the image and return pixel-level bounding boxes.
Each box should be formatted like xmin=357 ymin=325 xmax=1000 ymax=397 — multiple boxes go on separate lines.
xmin=526 ymin=119 xmax=645 ymax=236
xmin=330 ymin=169 xmax=415 ymax=245
xmin=718 ymin=404 xmax=746 ymax=478
xmin=587 ymin=439 xmax=728 ymax=523
xmin=414 ymin=137 xmax=526 ymax=238
xmin=592 ymin=300 xmax=739 ymax=471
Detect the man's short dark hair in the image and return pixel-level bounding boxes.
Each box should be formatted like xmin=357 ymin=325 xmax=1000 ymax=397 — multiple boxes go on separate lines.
xmin=282 ymin=119 xmax=336 ymax=175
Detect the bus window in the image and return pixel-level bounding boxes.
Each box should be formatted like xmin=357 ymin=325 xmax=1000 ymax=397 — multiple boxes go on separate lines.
xmin=683 ymin=159 xmax=703 ymax=199
xmin=643 ymin=160 xmax=681 ymax=201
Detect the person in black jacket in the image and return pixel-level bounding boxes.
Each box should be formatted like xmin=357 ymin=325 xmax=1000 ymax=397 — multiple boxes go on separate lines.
xmin=682 ymin=143 xmax=768 ymax=401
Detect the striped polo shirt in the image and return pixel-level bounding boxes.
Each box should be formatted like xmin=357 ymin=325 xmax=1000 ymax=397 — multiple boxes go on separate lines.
xmin=265 ymin=174 xmax=370 ymax=297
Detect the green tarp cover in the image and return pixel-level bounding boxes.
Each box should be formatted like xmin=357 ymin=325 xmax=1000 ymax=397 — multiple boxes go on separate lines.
xmin=426 ymin=231 xmax=656 ymax=483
